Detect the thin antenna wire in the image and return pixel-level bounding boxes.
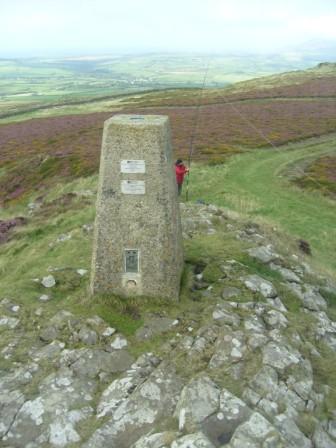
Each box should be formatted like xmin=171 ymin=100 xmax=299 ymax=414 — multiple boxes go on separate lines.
xmin=185 ymin=59 xmax=211 ymax=201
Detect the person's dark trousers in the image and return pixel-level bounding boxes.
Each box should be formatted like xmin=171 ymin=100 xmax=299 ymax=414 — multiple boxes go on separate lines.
xmin=177 ymin=183 xmax=183 ymax=195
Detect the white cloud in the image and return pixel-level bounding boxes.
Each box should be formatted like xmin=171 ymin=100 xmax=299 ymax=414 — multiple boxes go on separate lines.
xmin=0 ymin=0 xmax=335 ymax=56
xmin=294 ymin=15 xmax=336 ymax=39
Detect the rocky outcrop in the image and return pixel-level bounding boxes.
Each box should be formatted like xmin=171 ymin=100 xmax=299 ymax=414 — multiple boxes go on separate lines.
xmin=1 ymin=202 xmax=336 ymax=447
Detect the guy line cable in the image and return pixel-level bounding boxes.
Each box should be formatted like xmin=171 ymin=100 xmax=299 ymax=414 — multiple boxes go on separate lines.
xmin=185 ymin=59 xmax=334 ymax=200
xmin=185 ymin=59 xmax=211 ymax=202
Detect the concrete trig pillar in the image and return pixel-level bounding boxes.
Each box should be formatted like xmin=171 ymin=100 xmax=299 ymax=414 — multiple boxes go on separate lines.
xmin=90 ymin=114 xmax=183 ymax=300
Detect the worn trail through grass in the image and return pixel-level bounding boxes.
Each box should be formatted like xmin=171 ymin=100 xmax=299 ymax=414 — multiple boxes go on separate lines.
xmin=190 ymin=135 xmax=336 ymax=274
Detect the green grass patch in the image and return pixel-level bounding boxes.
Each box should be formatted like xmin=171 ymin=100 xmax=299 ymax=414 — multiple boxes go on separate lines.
xmin=188 ymin=135 xmax=336 ymax=276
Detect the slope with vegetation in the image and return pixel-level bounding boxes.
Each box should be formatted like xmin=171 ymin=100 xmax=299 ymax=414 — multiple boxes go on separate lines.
xmin=0 ymin=62 xmax=336 ymax=446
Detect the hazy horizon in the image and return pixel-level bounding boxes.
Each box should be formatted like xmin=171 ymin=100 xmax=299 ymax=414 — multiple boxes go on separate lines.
xmin=1 ymin=0 xmax=336 ymax=58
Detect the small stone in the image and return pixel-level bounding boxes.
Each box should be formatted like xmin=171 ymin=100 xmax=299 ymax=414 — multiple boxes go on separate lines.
xmin=82 ymin=224 xmax=93 ymax=233
xmin=221 ymin=287 xmax=241 ymax=299
xmin=274 ymin=414 xmax=312 ymax=448
xmin=247 ymin=245 xmax=280 ymax=264
xmin=78 ymin=327 xmax=98 ymax=345
xmin=41 ymin=275 xmax=56 ymax=288
xmin=39 ymin=294 xmax=51 ymax=302
xmin=35 ymin=307 xmax=43 ymax=316
xmin=56 ymin=233 xmax=72 ymax=243
xmin=174 ymin=376 xmax=220 ymax=432
xmin=242 ymin=275 xmax=277 ymax=298
xmin=110 ymin=335 xmax=128 ymax=350
xmin=40 ymin=326 xmax=59 ymax=342
xmin=269 ymin=263 xmax=301 ymax=283
xmin=77 ymin=269 xmax=88 ymax=276
xmin=171 ymin=433 xmax=216 ymax=448
xmin=313 ymin=424 xmax=336 ymax=448
xmin=212 ymin=306 xmax=240 ymax=327
xmin=266 ymin=297 xmax=287 ymax=312
xmin=102 ymin=327 xmax=116 ymax=337
xmin=263 ymin=310 xmax=288 ymax=329
xmin=262 ymin=342 xmax=301 ymax=372
xmin=0 ymin=316 xmax=20 ymax=329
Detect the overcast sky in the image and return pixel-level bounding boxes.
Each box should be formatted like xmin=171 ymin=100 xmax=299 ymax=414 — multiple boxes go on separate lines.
xmin=1 ymin=0 xmax=336 ymax=57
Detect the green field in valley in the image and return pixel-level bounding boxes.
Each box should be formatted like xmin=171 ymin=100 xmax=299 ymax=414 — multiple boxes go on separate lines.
xmin=0 ymin=53 xmax=322 ymax=121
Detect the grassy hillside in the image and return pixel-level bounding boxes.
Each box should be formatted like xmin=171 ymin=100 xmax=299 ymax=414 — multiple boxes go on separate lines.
xmin=188 ymin=134 xmax=336 ymax=275
xmin=1 ymin=53 xmax=319 ymax=121
xmin=1 ymin=63 xmax=335 ymax=276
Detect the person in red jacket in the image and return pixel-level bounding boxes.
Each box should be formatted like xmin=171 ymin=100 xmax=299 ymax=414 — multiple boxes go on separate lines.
xmin=175 ymin=159 xmax=189 ymax=196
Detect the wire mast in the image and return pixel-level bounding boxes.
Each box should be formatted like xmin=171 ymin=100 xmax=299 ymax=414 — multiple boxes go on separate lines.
xmin=185 ymin=60 xmax=210 ymax=201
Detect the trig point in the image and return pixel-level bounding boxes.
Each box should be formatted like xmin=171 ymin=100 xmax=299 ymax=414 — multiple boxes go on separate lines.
xmin=90 ymin=114 xmax=183 ymax=300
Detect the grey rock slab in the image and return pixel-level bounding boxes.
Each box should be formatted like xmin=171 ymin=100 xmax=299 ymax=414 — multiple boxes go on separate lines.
xmin=266 ymin=297 xmax=287 ymax=312
xmin=302 ymin=286 xmax=327 ymax=311
xmin=272 ymin=382 xmax=306 ymax=414
xmin=242 ymin=275 xmax=277 ymax=298
xmin=31 ymin=340 xmax=65 ymax=362
xmin=135 ymin=316 xmax=177 ymax=341
xmin=312 ymin=311 xmax=336 ymax=337
xmin=174 ymin=376 xmax=220 ymax=432
xmin=327 ymin=420 xmax=336 ymax=439
xmin=0 ymin=315 xmax=20 ymax=329
xmin=285 ymin=283 xmax=327 ymax=311
xmin=249 ymin=366 xmax=279 ymax=396
xmin=39 ymin=294 xmax=51 ymax=302
xmin=221 ymin=287 xmax=241 ymax=299
xmin=212 ymin=305 xmax=240 ymax=328
xmin=171 ymin=432 xmax=216 ymax=448
xmin=85 ymin=315 xmax=106 ymax=326
xmin=274 ymin=414 xmax=312 ymax=448
xmin=41 ymin=275 xmax=56 ymax=288
xmin=39 ymin=326 xmax=59 ymax=342
xmin=188 ymin=326 xmax=219 ymax=358
xmin=109 ymin=334 xmax=128 ymax=350
xmin=247 ymin=333 xmax=269 ymax=350
xmin=97 ymin=376 xmax=140 ymax=419
xmin=0 ymin=389 xmax=25 ymax=438
xmin=0 ymin=363 xmax=39 ymax=393
xmin=247 ymin=245 xmax=280 ymax=264
xmin=263 ymin=310 xmax=288 ymax=329
xmin=202 ymin=388 xmax=252 ymax=446
xmin=209 ymin=330 xmax=247 ymax=369
xmin=286 ymin=359 xmax=314 ymax=401
xmin=102 ymin=326 xmax=116 ymax=337
xmin=228 ymin=412 xmax=284 ymax=447
xmin=244 ymin=314 xmax=266 ymax=333
xmin=132 ymin=432 xmax=177 ymax=448
xmin=257 ymin=398 xmax=279 ymax=418
xmin=269 ymin=263 xmax=301 ymax=283
xmin=84 ymin=365 xmax=184 ymax=448
xmin=242 ymin=388 xmax=262 ymax=407
xmin=3 ymin=367 xmax=96 ymax=447
xmin=313 ymin=425 xmax=336 ymax=448
xmin=49 ymin=310 xmax=76 ymax=329
xmin=70 ymin=348 xmax=134 ymax=378
xmin=97 ymin=352 xmax=159 ymax=418
xmin=262 ymin=342 xmax=302 ymax=372
xmin=77 ymin=326 xmax=98 ymax=345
